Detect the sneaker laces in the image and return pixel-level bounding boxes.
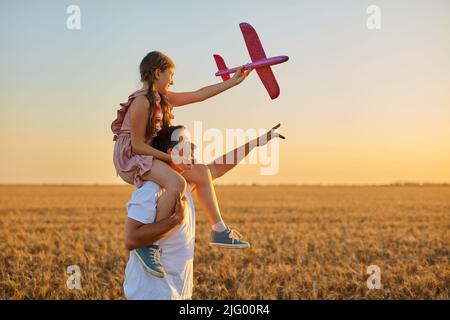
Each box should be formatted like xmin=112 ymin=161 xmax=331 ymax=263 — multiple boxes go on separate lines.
xmin=228 ymin=229 xmax=243 ymax=243
xmin=149 ymin=248 xmax=162 ymax=264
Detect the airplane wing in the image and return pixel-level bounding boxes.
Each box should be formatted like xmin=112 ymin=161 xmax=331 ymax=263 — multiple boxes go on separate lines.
xmin=256 ymin=66 xmax=280 ymax=100
xmin=239 ymin=22 xmax=267 ymax=61
xmin=240 ymin=22 xmax=280 ymax=99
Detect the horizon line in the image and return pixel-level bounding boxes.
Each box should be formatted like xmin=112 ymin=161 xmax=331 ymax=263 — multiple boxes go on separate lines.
xmin=1 ymin=182 xmax=449 ymax=187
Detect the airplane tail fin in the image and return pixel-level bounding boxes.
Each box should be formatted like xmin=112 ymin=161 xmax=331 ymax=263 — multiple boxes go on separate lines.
xmin=213 ymin=54 xmax=231 ymax=81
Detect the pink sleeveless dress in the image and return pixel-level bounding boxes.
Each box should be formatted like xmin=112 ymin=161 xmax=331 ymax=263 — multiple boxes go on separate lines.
xmin=111 ymin=89 xmax=170 ymax=188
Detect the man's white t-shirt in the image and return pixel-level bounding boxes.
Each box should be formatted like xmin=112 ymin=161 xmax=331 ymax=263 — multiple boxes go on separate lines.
xmin=123 ymin=181 xmax=196 ymax=300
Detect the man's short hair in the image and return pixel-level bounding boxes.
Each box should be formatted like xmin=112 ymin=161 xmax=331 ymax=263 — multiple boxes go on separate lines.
xmin=151 ymin=125 xmax=186 ymax=153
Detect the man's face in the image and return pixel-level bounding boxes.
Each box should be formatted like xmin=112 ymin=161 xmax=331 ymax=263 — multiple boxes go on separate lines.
xmin=171 ymin=142 xmax=195 ymax=161
xmin=166 ymin=128 xmax=196 ymax=169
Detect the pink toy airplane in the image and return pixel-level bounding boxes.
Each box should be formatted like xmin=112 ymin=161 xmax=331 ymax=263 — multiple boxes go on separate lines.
xmin=213 ymin=22 xmax=289 ymax=100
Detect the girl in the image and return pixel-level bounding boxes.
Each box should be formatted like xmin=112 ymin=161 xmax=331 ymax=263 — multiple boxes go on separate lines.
xmin=112 ymin=51 xmax=252 ymax=278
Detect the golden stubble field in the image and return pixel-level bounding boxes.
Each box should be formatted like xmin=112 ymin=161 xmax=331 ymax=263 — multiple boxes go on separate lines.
xmin=0 ymin=185 xmax=448 ymax=299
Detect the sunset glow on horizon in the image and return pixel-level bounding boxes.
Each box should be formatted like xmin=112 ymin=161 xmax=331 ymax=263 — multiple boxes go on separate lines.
xmin=1 ymin=0 xmax=449 ymax=185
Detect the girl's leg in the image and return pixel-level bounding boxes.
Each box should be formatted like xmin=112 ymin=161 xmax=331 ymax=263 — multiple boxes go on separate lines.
xmin=132 ymin=160 xmax=187 ymax=278
xmin=181 ymin=164 xmax=224 ymax=227
xmin=181 ymin=163 xmax=249 ymax=248
xmin=142 ymin=159 xmax=187 ymax=222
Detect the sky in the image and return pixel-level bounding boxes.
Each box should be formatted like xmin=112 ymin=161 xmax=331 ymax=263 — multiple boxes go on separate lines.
xmin=0 ymin=0 xmax=449 ymax=185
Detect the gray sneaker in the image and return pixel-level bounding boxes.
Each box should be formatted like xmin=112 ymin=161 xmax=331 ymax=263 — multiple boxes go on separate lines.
xmin=210 ymin=228 xmax=250 ymax=249
xmin=134 ymin=245 xmax=166 ymax=278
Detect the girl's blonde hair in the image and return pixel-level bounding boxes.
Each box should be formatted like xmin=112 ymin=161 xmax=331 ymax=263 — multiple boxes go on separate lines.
xmin=139 ymin=51 xmax=175 ymax=138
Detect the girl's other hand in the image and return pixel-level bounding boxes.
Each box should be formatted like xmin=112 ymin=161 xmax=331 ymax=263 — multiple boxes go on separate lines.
xmin=231 ymin=66 xmax=253 ymax=86
xmin=172 ymin=162 xmax=193 ymax=173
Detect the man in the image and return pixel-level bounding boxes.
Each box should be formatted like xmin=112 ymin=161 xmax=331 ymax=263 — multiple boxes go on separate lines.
xmin=123 ymin=124 xmax=284 ymax=299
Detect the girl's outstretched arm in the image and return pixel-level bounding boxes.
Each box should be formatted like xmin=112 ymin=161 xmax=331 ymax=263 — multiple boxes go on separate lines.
xmin=167 ymin=67 xmax=252 ymax=107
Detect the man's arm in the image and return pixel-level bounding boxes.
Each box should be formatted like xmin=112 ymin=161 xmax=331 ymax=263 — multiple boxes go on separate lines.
xmin=124 ymin=195 xmax=185 ymax=250
xmin=207 ymin=123 xmax=285 ymax=180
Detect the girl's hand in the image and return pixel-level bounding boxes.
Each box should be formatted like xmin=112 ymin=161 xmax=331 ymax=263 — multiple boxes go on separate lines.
xmin=172 ymin=162 xmax=193 ymax=173
xmin=169 ymin=144 xmax=194 ymax=173
xmin=257 ymin=123 xmax=286 ymax=146
xmin=231 ymin=66 xmax=253 ymax=86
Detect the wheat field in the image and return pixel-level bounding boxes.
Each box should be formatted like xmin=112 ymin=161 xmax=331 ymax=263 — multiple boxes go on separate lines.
xmin=0 ymin=185 xmax=448 ymax=299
